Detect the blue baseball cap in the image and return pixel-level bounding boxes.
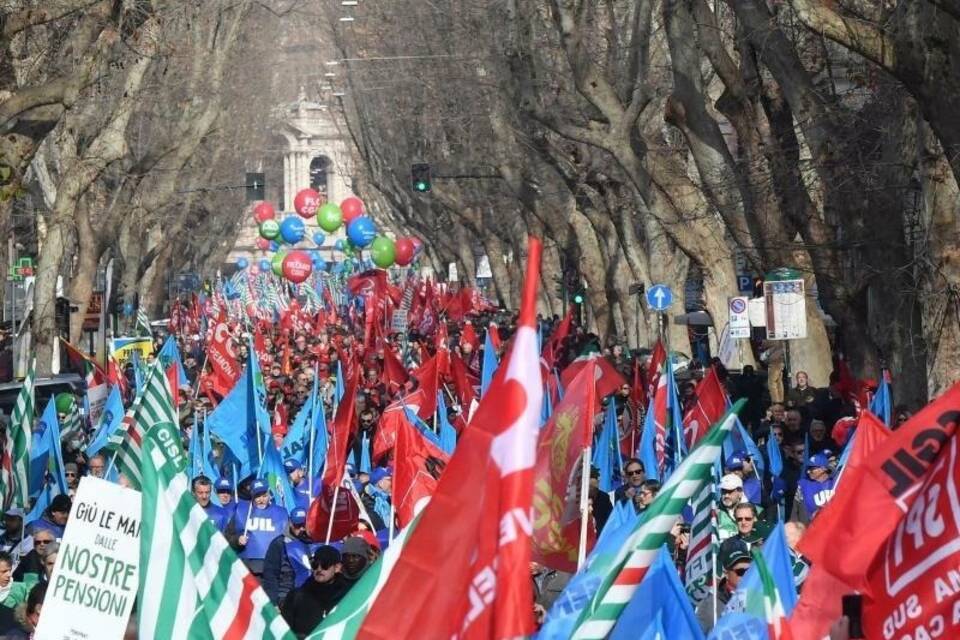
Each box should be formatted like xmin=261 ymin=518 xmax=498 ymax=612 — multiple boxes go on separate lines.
xmin=808 ymin=453 xmax=830 ymax=470
xmin=290 ymin=507 xmax=307 ymax=526
xmin=370 ymin=467 xmax=392 ymax=485
xmin=251 ymin=479 xmax=269 ymax=496
xmin=284 ymin=458 xmax=302 ymax=474
xmin=215 ymin=477 xmax=233 ymax=493
xmin=725 ymin=450 xmax=748 ymax=471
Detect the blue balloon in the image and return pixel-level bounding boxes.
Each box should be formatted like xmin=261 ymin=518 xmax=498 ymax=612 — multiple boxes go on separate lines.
xmin=279 ymin=216 xmax=306 ymax=244
xmin=237 ymin=257 xmax=249 ymax=269
xmin=259 ymin=259 xmax=271 ymax=271
xmin=269 ymin=241 xmax=279 ymax=252
xmin=313 ymin=232 xmax=326 ymax=246
xmin=347 ymin=216 xmax=377 ymax=248
xmin=335 ymin=239 xmax=346 ymax=251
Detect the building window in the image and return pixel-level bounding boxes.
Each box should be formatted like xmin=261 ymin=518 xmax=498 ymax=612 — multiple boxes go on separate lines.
xmin=310 ymin=156 xmax=331 ymax=199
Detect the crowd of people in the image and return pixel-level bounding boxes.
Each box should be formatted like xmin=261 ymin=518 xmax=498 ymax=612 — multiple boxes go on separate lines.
xmin=0 ymin=293 xmax=904 ymax=638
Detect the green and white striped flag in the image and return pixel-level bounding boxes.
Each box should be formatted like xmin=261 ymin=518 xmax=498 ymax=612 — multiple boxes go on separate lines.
xmin=308 ymin=517 xmax=419 ymax=639
xmin=60 ymin=401 xmax=85 ymax=449
xmin=684 ymin=466 xmax=719 ymax=604
xmin=0 ymin=362 xmax=35 ymax=509
xmin=139 ymin=419 xmax=293 ymax=639
xmin=105 ymin=361 xmax=176 ymax=490
xmin=136 ymin=306 xmax=152 ymax=337
xmin=569 ymin=399 xmax=745 ymax=639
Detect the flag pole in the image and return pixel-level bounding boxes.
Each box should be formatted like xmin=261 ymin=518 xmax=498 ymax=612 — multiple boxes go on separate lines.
xmin=577 ymin=445 xmax=592 ymax=570
xmin=233 ymin=463 xmax=239 ymax=502
xmin=104 ymin=449 xmax=120 ymax=479
xmin=193 ymin=350 xmax=209 ymax=400
xmin=325 ymin=481 xmax=341 ymax=544
xmin=388 ymin=502 xmax=395 ymax=541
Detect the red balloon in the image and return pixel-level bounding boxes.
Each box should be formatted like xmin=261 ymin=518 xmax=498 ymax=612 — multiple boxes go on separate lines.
xmin=253 ymin=202 xmax=276 ymax=222
xmin=341 ymin=197 xmax=365 ymax=225
xmin=282 ymin=250 xmax=313 ymax=283
xmin=394 ymin=237 xmax=415 ymax=266
xmin=255 ymin=237 xmax=270 ymax=250
xmin=294 ymin=189 xmax=322 ymax=218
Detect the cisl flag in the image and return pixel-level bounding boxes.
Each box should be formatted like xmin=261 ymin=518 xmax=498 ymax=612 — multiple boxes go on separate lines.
xmin=357 ymin=238 xmax=544 ymax=640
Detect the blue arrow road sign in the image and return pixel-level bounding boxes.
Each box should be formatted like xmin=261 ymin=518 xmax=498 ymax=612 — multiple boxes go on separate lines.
xmin=646 ymin=284 xmax=673 ymax=311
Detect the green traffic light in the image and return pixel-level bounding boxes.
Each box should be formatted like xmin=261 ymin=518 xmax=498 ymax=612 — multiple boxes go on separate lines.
xmin=573 ymin=294 xmax=584 ymax=304
xmin=415 ymin=181 xmax=429 ymax=192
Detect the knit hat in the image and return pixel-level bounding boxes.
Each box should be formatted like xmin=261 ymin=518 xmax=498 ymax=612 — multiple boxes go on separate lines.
xmin=341 ymin=536 xmax=371 ymax=557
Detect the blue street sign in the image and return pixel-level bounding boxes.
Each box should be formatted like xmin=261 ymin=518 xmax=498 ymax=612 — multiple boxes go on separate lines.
xmin=646 ymin=284 xmax=673 ymax=312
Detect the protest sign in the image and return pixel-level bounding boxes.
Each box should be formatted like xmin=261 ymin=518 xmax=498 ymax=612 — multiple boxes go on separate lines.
xmin=35 ymin=477 xmax=141 ymax=640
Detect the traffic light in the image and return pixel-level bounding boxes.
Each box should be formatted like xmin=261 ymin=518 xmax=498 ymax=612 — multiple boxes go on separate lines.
xmin=411 ymin=163 xmax=432 ymax=192
xmin=245 ymin=172 xmax=265 ymax=202
xmin=573 ymin=291 xmax=584 ymax=305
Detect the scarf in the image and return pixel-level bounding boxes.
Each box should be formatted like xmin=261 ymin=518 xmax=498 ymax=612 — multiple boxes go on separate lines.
xmin=365 ymin=483 xmax=392 ymax=529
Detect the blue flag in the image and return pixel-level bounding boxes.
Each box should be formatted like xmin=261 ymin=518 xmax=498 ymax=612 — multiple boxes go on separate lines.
xmin=189 ymin=414 xmax=218 ymax=480
xmin=593 ymin=398 xmax=623 ymax=493
xmin=541 ymin=381 xmax=553 ymax=426
xmin=437 ymin=391 xmax=457 ymax=455
xmin=403 ymin=407 xmax=443 ymax=449
xmin=310 ymin=387 xmax=329 ymax=481
xmin=538 ymin=501 xmax=645 ymax=639
xmin=664 ymin=358 xmax=687 ymax=476
xmin=26 ymin=481 xmax=53 ymax=528
xmin=131 ymin=351 xmax=144 ymax=394
xmin=260 ymin=433 xmax=299 ymax=511
xmin=870 ymin=374 xmax=892 ymax=426
xmin=708 ymin=521 xmax=797 ymax=640
xmin=766 ymin=426 xmax=783 ymax=478
xmin=86 ymin=385 xmax=123 ymax=457
xmin=158 ymin=335 xmax=189 ymax=386
xmin=30 ymin=398 xmax=69 ymax=498
xmin=282 ymin=394 xmax=314 ymax=465
xmin=638 ymin=396 xmax=660 ymax=483
xmin=609 ymin=546 xmax=704 ymax=640
xmin=723 ymin=415 xmax=765 ymax=476
xmin=206 ymin=341 xmax=270 ymax=478
xmin=481 ymin=330 xmax=498 ymax=398
xmin=335 ymin=360 xmax=345 ymax=405
xmin=358 ymin=432 xmax=372 ymax=473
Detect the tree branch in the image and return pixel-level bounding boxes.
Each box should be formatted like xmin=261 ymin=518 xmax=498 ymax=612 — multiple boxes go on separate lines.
xmin=785 ymin=0 xmax=897 ymax=70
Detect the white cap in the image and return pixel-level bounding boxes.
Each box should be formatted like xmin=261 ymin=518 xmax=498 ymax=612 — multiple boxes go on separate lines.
xmin=720 ymin=474 xmax=744 ymax=491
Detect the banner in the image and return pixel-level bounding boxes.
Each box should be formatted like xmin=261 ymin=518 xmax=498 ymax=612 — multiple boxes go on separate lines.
xmin=35 ymin=477 xmax=141 ymax=640
xmin=207 ymin=318 xmax=240 ymax=389
xmin=109 ymin=337 xmax=154 ymax=367
xmin=86 ymin=383 xmax=110 ymax=427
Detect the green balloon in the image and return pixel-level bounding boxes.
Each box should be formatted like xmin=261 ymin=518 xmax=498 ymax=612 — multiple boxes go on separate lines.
xmin=370 ymin=236 xmax=396 ymax=268
xmin=259 ymin=219 xmax=280 ymax=239
xmin=271 ymin=251 xmax=287 ymax=276
xmin=55 ymin=392 xmax=76 ymax=414
xmin=316 ymin=203 xmax=343 ymax=233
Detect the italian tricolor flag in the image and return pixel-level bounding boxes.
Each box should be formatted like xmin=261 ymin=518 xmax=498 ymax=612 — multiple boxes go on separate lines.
xmin=755 ymin=550 xmax=794 ymax=640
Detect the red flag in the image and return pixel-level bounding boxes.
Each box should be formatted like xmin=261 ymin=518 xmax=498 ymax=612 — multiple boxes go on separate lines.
xmin=560 ymin=354 xmax=627 ymax=401
xmin=308 ymin=480 xmax=362 ymax=542
xmin=207 ymin=318 xmax=241 ymax=391
xmin=359 ymin=237 xmax=544 ymax=640
xmin=449 ymin=353 xmax=478 ymax=414
xmin=487 ymin=323 xmax=501 ymax=352
xmin=372 ymin=389 xmax=427 ymax=462
xmin=542 ymin=308 xmax=573 ymax=369
xmin=322 ymin=360 xmax=360 ymax=490
xmin=166 ymin=364 xmax=180 ymax=408
xmin=797 ymin=385 xmax=960 ymax=592
xmin=382 ymin=346 xmax=409 ymax=392
xmin=461 ymin=321 xmax=480 ymax=351
xmin=647 ymin=340 xmax=666 ymax=397
xmin=788 ymin=411 xmax=890 ymax=638
xmin=532 ymin=362 xmax=597 ymax=571
xmin=394 ymin=415 xmax=449 ymax=527
xmin=411 ymin=349 xmax=449 ymax=420
xmin=682 ymin=367 xmax=728 ymax=447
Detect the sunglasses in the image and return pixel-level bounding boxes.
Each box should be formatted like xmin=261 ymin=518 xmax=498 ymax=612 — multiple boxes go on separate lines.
xmin=732 ymin=566 xmax=750 ymax=576
xmin=721 ymin=488 xmax=741 ymax=494
xmin=736 ymin=516 xmax=755 ymax=522
xmin=34 ymin=539 xmax=53 ymax=546
xmin=626 ymin=469 xmax=644 ymax=476
xmin=65 ymin=473 xmax=77 ymax=477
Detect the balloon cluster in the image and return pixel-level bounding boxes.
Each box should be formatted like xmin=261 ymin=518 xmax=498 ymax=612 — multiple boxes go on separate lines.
xmin=245 ymin=193 xmax=422 ymax=281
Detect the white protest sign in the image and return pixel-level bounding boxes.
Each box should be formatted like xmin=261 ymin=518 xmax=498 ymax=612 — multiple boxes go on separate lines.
xmin=86 ymin=383 xmax=109 ymax=426
xmin=35 ymin=477 xmax=141 ymax=640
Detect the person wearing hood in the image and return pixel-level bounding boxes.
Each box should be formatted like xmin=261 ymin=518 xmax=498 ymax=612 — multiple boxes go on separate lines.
xmin=28 ymin=495 xmax=70 ymax=540
xmin=339 ymin=536 xmax=372 ymax=586
xmin=360 ymin=467 xmax=391 ymax=532
xmin=262 ymin=507 xmax=313 ymax=605
xmin=281 ymin=546 xmax=349 ymax=638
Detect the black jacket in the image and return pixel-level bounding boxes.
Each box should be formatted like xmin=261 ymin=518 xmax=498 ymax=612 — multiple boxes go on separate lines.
xmin=262 ymin=533 xmax=298 ymax=605
xmin=282 ymin=575 xmax=350 ymax=639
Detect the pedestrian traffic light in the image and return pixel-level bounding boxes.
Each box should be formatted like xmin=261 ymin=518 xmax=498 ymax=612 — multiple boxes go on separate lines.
xmin=411 ymin=163 xmax=431 ymax=192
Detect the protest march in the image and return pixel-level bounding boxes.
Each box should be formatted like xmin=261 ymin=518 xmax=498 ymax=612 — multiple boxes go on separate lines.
xmin=0 ymin=231 xmax=953 ymax=640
